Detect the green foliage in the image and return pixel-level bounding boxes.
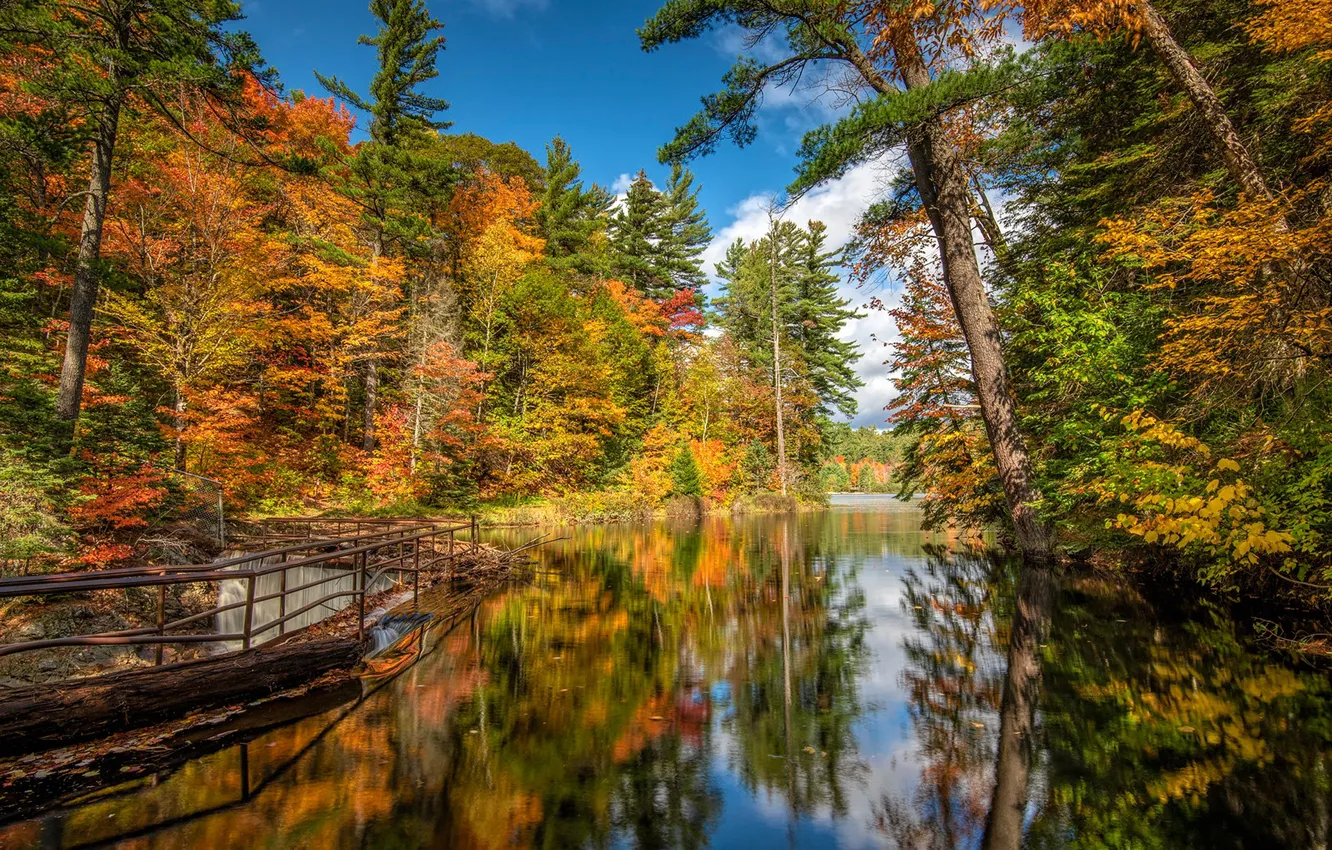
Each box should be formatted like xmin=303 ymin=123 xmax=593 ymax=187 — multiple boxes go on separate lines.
xmin=669 ymin=445 xmax=703 ymax=497
xmin=608 ymin=166 xmax=712 ymax=300
xmin=0 ymin=452 xmax=72 ymax=566
xmin=819 ymin=458 xmax=851 ymax=492
xmin=791 ymin=59 xmax=1022 ymax=196
xmin=537 ymin=136 xmax=612 ymax=272
xmin=740 ymin=440 xmax=774 ymax=492
xmin=315 ymin=0 xmax=451 ymax=146
xmin=714 ymin=219 xmax=863 ymax=418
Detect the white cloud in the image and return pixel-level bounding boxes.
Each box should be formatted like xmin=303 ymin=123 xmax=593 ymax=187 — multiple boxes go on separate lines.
xmin=467 ymin=0 xmax=548 ymax=17
xmin=712 ymin=24 xmax=788 ymax=64
xmin=611 ymin=173 xmax=636 ymax=195
xmin=703 ymin=154 xmax=911 ymax=429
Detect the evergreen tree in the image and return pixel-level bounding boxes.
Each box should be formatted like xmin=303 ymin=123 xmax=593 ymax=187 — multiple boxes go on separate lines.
xmin=658 ymin=163 xmax=712 ymax=293
xmin=608 ymin=165 xmax=711 ymax=301
xmin=714 ymin=219 xmax=860 ymax=418
xmin=537 ymin=137 xmax=613 ymax=273
xmin=316 ymin=0 xmax=451 ymax=450
xmin=670 ymin=444 xmax=703 ymax=496
xmin=609 ymin=170 xmax=668 ymax=295
xmin=740 ymin=440 xmax=774 ymax=492
xmin=316 ymin=0 xmax=450 ymax=148
xmin=712 ymin=224 xmax=799 ymax=371
xmin=789 ymin=222 xmax=863 ymax=419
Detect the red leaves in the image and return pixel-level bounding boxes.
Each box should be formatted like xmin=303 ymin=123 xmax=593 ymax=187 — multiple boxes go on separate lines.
xmin=68 ymin=463 xmax=166 ymax=533
xmin=660 ymin=288 xmax=705 ymax=334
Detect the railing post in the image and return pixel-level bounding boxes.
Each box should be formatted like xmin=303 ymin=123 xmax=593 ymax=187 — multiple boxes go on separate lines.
xmin=448 ymin=529 xmax=454 ymax=559
xmin=356 ymin=550 xmax=367 ymax=643
xmin=217 ymin=489 xmax=226 ymax=549
xmin=413 ymin=541 xmax=420 ymax=603
xmin=155 ymin=576 xmax=166 ymax=666
xmin=242 ymin=573 xmax=256 ymax=650
xmin=279 ymin=553 xmax=288 ymax=636
xmin=471 ymin=515 xmax=478 ymax=552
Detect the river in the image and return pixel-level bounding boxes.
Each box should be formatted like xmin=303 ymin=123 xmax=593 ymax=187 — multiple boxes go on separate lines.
xmin=3 ymin=495 xmax=1330 ymax=848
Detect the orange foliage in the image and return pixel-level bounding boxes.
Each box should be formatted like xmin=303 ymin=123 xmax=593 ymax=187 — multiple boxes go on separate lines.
xmin=68 ymin=463 xmax=166 ymax=533
xmin=1100 ymin=190 xmax=1332 ymax=403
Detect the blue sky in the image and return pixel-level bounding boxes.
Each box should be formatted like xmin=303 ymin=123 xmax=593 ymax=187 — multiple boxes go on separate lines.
xmin=240 ymin=0 xmax=903 ymax=426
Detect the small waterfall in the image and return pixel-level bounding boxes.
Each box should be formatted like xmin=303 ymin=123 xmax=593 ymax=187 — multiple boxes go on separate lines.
xmin=214 ymin=550 xmax=396 ymax=652
xmin=365 ymin=613 xmax=433 ymax=657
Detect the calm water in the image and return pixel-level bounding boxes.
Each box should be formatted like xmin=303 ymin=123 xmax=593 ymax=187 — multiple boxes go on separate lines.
xmin=4 ymin=497 xmax=1332 ymax=849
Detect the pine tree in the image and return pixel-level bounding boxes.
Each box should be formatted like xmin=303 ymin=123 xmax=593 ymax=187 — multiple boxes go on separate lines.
xmin=536 ymin=137 xmax=613 ymax=273
xmin=789 ymin=222 xmax=863 ymax=419
xmin=670 ymin=444 xmax=703 ymax=496
xmin=714 ymin=219 xmax=861 ymax=419
xmin=658 ymin=163 xmax=712 ymax=294
xmin=316 ymin=0 xmax=450 ymax=148
xmin=740 ymin=440 xmax=774 ymax=492
xmin=608 ymin=165 xmax=711 ymax=301
xmin=609 ymin=170 xmax=668 ymax=296
xmin=316 ymin=0 xmax=450 ymax=450
xmin=713 ymin=225 xmax=799 ymax=371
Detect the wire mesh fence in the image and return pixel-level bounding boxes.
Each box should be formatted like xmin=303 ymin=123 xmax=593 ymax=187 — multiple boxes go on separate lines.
xmin=154 ymin=467 xmax=226 ymax=548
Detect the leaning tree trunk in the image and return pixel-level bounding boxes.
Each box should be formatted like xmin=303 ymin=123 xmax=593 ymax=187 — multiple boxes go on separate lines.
xmin=890 ymin=43 xmax=1054 ymax=561
xmin=57 ymin=95 xmax=123 ymax=424
xmin=1137 ymin=0 xmax=1279 ymax=207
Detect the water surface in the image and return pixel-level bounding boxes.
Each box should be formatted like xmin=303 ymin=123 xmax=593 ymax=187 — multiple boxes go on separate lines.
xmin=3 ymin=497 xmax=1330 ymax=848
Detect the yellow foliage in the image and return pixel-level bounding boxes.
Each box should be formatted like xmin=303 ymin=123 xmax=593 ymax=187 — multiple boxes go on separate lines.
xmin=1100 ymin=190 xmax=1332 ymax=402
xmin=1094 ymin=410 xmax=1293 ymax=568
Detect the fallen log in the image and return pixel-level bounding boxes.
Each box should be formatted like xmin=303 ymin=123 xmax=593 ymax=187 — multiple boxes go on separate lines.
xmin=0 ymin=636 xmax=362 ymax=757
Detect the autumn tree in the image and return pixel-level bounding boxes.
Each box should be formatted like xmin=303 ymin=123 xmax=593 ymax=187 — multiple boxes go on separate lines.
xmin=100 ymin=95 xmax=274 ymax=469
xmin=0 ymin=0 xmax=269 ymax=430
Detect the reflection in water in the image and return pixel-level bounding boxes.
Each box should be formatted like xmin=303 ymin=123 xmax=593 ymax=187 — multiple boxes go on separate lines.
xmin=3 ymin=499 xmax=1331 ymax=849
xmin=981 ymin=562 xmax=1051 ymax=850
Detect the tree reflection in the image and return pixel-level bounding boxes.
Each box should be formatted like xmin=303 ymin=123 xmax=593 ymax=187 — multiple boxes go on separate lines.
xmin=884 ymin=547 xmax=1332 ymax=850
xmin=875 ymin=546 xmax=1008 ymax=849
xmin=981 ymin=561 xmax=1052 ymax=850
xmin=722 ymin=517 xmax=872 ymax=822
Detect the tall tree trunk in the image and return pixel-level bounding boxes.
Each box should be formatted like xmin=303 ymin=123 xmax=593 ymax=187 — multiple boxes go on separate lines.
xmin=410 ymin=373 xmax=424 ymax=474
xmin=891 ymin=43 xmax=1053 ymax=560
xmin=362 ymin=357 xmax=379 ymax=452
xmin=1138 ymin=0 xmax=1279 ymax=206
xmin=982 ymin=563 xmax=1053 ymax=850
xmin=769 ymin=218 xmax=788 ymax=496
xmin=173 ymin=388 xmax=187 ymax=470
xmin=57 ymin=94 xmax=123 ymax=424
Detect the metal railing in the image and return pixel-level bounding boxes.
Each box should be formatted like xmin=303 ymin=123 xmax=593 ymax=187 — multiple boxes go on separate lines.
xmin=229 ymin=515 xmax=479 ymax=547
xmin=0 ymin=519 xmax=481 ymax=668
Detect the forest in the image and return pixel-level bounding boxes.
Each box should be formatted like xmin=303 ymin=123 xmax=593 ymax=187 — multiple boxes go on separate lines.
xmin=0 ymin=0 xmax=1330 ymax=605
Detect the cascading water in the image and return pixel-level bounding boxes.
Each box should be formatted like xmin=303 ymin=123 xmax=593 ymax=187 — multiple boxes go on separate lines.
xmin=214 ymin=550 xmax=396 ymax=652
xmin=365 ymin=612 xmax=433 ymax=657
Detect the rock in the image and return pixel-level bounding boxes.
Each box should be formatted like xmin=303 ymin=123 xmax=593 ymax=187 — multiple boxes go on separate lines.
xmin=37 ymin=659 xmax=60 ymax=673
xmin=14 ymin=623 xmax=45 ymax=640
